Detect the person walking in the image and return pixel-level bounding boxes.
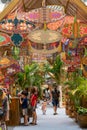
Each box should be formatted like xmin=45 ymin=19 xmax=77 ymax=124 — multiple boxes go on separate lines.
xmin=51 ymin=85 xmax=60 ymax=115
xmin=42 ymin=98 xmax=47 ymax=115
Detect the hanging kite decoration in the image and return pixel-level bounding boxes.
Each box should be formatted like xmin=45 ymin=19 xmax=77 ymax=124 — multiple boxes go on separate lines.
xmin=11 ymin=33 xmax=23 ymax=60
xmin=17 ymin=5 xmax=66 ymax=23
xmin=11 ymin=33 xmax=23 ymax=46
xmin=0 ymin=17 xmax=35 ymax=33
xmin=0 ymin=32 xmax=10 ymax=46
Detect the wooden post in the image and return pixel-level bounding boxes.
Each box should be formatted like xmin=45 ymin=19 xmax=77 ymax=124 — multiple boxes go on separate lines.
xmin=6 ymin=97 xmax=20 ymax=126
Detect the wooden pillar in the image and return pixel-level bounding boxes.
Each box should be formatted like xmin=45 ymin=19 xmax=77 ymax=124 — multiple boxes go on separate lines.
xmin=6 ymin=97 xmax=20 ymax=126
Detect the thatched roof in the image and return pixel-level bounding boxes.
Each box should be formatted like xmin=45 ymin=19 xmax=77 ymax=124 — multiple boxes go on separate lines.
xmin=0 ymin=0 xmax=87 ymax=22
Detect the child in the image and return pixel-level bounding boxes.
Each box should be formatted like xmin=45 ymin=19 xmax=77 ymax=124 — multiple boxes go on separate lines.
xmin=20 ymin=91 xmax=28 ymax=126
xmin=42 ymin=98 xmax=47 ymax=115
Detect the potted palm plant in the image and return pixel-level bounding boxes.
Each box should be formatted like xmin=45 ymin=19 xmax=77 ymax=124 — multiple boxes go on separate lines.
xmin=77 ymin=107 xmax=87 ymax=128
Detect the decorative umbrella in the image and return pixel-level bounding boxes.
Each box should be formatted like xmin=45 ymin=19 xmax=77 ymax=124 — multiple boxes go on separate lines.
xmin=28 ymin=29 xmax=62 ymax=44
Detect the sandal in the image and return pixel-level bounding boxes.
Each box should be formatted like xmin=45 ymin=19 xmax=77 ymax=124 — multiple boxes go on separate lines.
xmin=32 ymin=123 xmax=37 ymax=125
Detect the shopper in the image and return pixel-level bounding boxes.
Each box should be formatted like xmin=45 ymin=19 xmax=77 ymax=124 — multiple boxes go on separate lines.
xmin=20 ymin=91 xmax=28 ymax=126
xmin=30 ymin=87 xmax=37 ymax=125
xmin=51 ymin=85 xmax=60 ymax=115
xmin=0 ymin=88 xmax=8 ymax=121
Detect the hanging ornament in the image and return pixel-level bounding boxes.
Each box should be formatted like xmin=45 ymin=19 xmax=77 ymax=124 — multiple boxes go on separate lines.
xmin=12 ymin=46 xmax=20 ymax=60
xmin=11 ymin=33 xmax=23 ymax=46
xmin=73 ymin=16 xmax=79 ymax=39
xmin=58 ymin=42 xmax=62 ymax=53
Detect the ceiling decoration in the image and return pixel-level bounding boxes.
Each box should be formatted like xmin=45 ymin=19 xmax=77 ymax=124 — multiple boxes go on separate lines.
xmin=0 ymin=71 xmax=4 ymax=82
xmin=0 ymin=0 xmax=87 ymax=23
xmin=0 ymin=57 xmax=18 ymax=69
xmin=28 ymin=29 xmax=62 ymax=44
xmin=47 ymin=16 xmax=80 ymax=30
xmin=0 ymin=57 xmax=11 ymax=68
xmin=0 ymin=17 xmax=35 ymax=33
xmin=6 ymin=63 xmax=20 ymax=76
xmin=29 ymin=42 xmax=58 ymax=54
xmin=0 ymin=32 xmax=10 ymax=46
xmin=11 ymin=33 xmax=23 ymax=46
xmin=17 ymin=5 xmax=65 ymax=23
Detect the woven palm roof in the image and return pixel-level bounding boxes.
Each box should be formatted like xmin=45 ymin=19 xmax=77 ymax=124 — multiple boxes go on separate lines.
xmin=0 ymin=0 xmax=87 ymax=22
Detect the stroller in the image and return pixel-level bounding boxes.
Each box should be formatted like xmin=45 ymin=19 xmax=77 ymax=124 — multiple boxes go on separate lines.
xmin=0 ymin=108 xmax=7 ymax=130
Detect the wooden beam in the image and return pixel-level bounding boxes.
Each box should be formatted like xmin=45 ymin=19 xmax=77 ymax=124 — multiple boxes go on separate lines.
xmin=0 ymin=0 xmax=20 ymax=21
xmin=72 ymin=0 xmax=87 ymax=14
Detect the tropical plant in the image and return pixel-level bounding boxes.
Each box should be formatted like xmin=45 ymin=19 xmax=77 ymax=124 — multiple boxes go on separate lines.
xmin=77 ymin=107 xmax=87 ymax=115
xmin=43 ymin=55 xmax=63 ymax=84
xmin=16 ymin=63 xmax=40 ymax=89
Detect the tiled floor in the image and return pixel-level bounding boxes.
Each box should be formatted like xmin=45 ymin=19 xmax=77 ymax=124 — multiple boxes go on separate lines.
xmin=8 ymin=104 xmax=87 ymax=130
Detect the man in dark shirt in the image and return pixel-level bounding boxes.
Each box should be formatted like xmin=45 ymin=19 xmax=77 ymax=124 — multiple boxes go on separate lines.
xmin=51 ymin=86 xmax=60 ymax=115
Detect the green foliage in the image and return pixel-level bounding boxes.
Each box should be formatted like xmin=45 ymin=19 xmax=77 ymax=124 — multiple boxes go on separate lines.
xmin=77 ymin=107 xmax=87 ymax=115
xmin=64 ymin=72 xmax=85 ymax=90
xmin=65 ymin=76 xmax=87 ymax=108
xmin=48 ymin=55 xmax=63 ymax=84
xmin=16 ymin=63 xmax=44 ymax=89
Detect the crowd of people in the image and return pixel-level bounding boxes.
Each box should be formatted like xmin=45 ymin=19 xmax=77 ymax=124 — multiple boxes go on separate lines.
xmin=0 ymin=84 xmax=60 ymax=126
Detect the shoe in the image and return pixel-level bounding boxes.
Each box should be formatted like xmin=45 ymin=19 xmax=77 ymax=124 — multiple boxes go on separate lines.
xmin=34 ymin=123 xmax=37 ymax=125
xmin=30 ymin=122 xmax=33 ymax=124
xmin=24 ymin=123 xmax=29 ymax=126
xmin=32 ymin=123 xmax=37 ymax=125
xmin=53 ymin=113 xmax=57 ymax=115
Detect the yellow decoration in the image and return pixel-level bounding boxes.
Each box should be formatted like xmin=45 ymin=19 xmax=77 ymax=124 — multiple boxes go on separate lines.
xmin=44 ymin=22 xmax=47 ymax=31
xmin=61 ymin=52 xmax=66 ymax=60
xmin=0 ymin=57 xmax=10 ymax=65
xmin=58 ymin=42 xmax=62 ymax=53
xmin=81 ymin=64 xmax=83 ymax=70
